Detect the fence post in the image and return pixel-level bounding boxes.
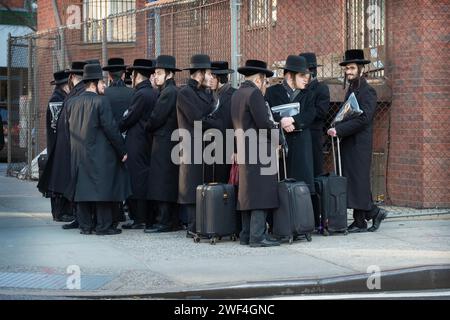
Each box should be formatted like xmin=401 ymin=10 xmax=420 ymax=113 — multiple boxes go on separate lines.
xmin=27 ymin=36 xmax=33 ymax=179
xmin=102 ymin=18 xmax=108 ymax=79
xmin=230 ymin=0 xmax=240 ymax=88
xmin=7 ymin=34 xmax=12 ymax=174
xmin=155 ymin=8 xmax=161 ymax=56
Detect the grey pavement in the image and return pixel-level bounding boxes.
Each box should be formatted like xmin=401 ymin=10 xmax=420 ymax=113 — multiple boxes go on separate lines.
xmin=0 ymin=165 xmax=450 ymax=298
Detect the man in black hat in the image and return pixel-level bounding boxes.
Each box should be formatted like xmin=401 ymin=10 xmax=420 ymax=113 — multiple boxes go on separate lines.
xmin=38 ymin=70 xmax=71 ymax=222
xmin=103 ymin=58 xmax=134 ymax=123
xmin=265 ymin=55 xmax=316 ymax=191
xmin=231 ymin=59 xmax=280 ymax=247
xmin=177 ymin=54 xmax=215 ymax=237
xmin=144 ymin=55 xmax=181 ymax=233
xmin=201 ymin=61 xmax=236 ymax=184
xmin=119 ymin=59 xmax=158 ymax=230
xmin=38 ymin=61 xmax=87 ymax=229
xmin=66 ymin=63 xmax=131 ymax=235
xmin=299 ymin=52 xmax=331 ymax=230
xmin=327 ymin=49 xmax=388 ymax=233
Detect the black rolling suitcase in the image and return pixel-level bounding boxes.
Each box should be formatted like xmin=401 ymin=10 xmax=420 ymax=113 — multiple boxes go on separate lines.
xmin=314 ymin=136 xmax=348 ymax=235
xmin=272 ymin=148 xmax=315 ymax=244
xmin=194 ymin=143 xmax=238 ymax=245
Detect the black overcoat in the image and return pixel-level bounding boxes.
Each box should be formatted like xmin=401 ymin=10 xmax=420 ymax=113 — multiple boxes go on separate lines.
xmin=335 ymin=77 xmax=377 ymax=210
xmin=231 ymin=81 xmax=279 ymax=211
xmin=119 ymin=79 xmax=158 ymax=199
xmin=104 ymin=80 xmax=135 ymax=123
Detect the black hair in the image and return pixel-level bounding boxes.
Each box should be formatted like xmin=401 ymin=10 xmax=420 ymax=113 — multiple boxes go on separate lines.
xmin=217 ymin=74 xmax=228 ymax=84
xmin=137 ymin=70 xmax=152 ymax=79
xmin=110 ymin=70 xmax=124 ymax=82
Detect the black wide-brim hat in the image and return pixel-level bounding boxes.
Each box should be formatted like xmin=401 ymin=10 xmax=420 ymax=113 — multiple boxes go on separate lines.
xmin=82 ymin=64 xmax=104 ymax=81
xmin=183 ymin=54 xmax=216 ymax=70
xmin=299 ymin=52 xmax=323 ymax=68
xmin=211 ymin=61 xmax=234 ymax=75
xmin=103 ymin=57 xmax=127 ymax=71
xmin=282 ymin=55 xmax=311 ymax=74
xmin=50 ymin=70 xmax=70 ymax=85
xmin=128 ymin=58 xmax=155 ymax=72
xmin=238 ymin=59 xmax=274 ymax=77
xmin=339 ymin=49 xmax=370 ymax=66
xmin=154 ymin=55 xmax=181 ymax=72
xmin=67 ymin=61 xmax=87 ymax=75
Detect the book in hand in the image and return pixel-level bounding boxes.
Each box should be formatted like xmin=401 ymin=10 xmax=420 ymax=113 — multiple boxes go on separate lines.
xmin=332 ymin=92 xmax=363 ymax=125
xmin=271 ymin=102 xmax=301 ymax=118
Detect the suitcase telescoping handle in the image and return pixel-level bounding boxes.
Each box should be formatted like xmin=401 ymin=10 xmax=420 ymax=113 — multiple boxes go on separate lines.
xmin=202 ymin=136 xmax=216 ymax=184
xmin=331 ymin=136 xmax=342 ymax=177
xmin=276 ymin=146 xmax=288 ymax=182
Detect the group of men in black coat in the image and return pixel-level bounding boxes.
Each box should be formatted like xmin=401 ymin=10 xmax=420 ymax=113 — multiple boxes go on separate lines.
xmin=38 ymin=48 xmax=387 ymax=241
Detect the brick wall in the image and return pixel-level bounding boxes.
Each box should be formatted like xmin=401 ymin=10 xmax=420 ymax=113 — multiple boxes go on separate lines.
xmin=385 ymin=0 xmax=450 ymax=208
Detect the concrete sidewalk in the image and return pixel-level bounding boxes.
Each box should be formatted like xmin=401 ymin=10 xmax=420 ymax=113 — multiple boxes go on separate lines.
xmin=0 ymin=168 xmax=449 ymax=298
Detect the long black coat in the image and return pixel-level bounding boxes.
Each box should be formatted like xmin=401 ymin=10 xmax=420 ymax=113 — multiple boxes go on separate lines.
xmin=145 ymin=79 xmax=179 ymax=203
xmin=265 ymin=83 xmax=316 ymax=193
xmin=202 ymin=84 xmax=236 ymax=183
xmin=119 ymin=80 xmax=158 ymax=200
xmin=308 ymin=79 xmax=330 ymax=176
xmin=335 ymin=77 xmax=377 ymax=210
xmin=176 ymin=79 xmax=214 ymax=204
xmin=66 ymin=91 xmax=131 ymax=202
xmin=231 ymin=81 xmax=279 ymax=211
xmin=46 ymin=87 xmax=67 ymax=157
xmin=104 ymin=80 xmax=135 ymax=123
xmin=38 ymin=81 xmax=85 ymax=195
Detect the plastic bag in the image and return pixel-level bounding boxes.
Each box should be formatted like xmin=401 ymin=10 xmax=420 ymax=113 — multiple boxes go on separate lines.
xmin=332 ymin=93 xmax=363 ymax=125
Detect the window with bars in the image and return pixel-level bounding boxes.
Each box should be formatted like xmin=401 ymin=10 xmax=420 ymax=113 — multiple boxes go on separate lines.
xmin=83 ymin=0 xmax=136 ymax=43
xmin=346 ymin=0 xmax=385 ymax=76
xmin=248 ymin=0 xmax=277 ymax=28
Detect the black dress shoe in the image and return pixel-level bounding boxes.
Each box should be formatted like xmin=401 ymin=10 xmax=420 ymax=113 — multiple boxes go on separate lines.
xmin=240 ymin=239 xmax=249 ymax=245
xmin=96 ymin=228 xmax=122 ymax=235
xmin=144 ymin=224 xmax=172 ymax=233
xmin=121 ymin=222 xmax=145 ymax=230
xmin=368 ymin=209 xmax=388 ymax=232
xmin=62 ymin=220 xmax=79 ymax=229
xmin=250 ymin=239 xmax=281 ymax=247
xmin=80 ymin=229 xmax=92 ymax=235
xmin=347 ymin=224 xmax=368 ymax=233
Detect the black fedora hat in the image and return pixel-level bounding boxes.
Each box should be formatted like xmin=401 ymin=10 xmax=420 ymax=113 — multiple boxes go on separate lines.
xmin=183 ymin=54 xmax=215 ymax=70
xmin=238 ymin=59 xmax=274 ymax=77
xmin=211 ymin=61 xmax=234 ymax=75
xmin=154 ymin=55 xmax=182 ymax=72
xmin=67 ymin=61 xmax=87 ymax=75
xmin=299 ymin=52 xmax=323 ymax=68
xmin=82 ymin=64 xmax=104 ymax=81
xmin=50 ymin=70 xmax=70 ymax=85
xmin=102 ymin=57 xmax=127 ymax=71
xmin=282 ymin=55 xmax=311 ymax=74
xmin=128 ymin=59 xmax=155 ymax=72
xmin=340 ymin=49 xmax=370 ymax=66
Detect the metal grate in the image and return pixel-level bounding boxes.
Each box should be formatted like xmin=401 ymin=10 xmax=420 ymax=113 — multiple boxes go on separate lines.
xmin=0 ymin=272 xmax=114 ymax=290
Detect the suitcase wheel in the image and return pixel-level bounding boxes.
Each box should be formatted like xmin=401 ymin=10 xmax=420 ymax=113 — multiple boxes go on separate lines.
xmin=306 ymin=233 xmax=312 ymax=242
xmin=231 ymin=234 xmax=237 ymax=242
xmin=209 ymin=237 xmax=217 ymax=245
xmin=193 ymin=236 xmax=201 ymax=243
xmin=218 ymin=236 xmax=222 ymax=241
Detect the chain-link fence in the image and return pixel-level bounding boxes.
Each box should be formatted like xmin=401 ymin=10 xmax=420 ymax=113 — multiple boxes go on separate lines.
xmin=6 ymin=0 xmax=449 ymax=213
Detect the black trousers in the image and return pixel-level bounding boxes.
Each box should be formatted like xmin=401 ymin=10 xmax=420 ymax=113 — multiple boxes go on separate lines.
xmin=76 ymin=202 xmax=114 ymax=233
xmin=50 ymin=194 xmax=73 ymax=220
xmin=128 ymin=199 xmax=154 ymax=226
xmin=155 ymin=201 xmax=179 ymax=229
xmin=185 ymin=204 xmax=196 ymax=233
xmin=240 ymin=210 xmax=267 ymax=244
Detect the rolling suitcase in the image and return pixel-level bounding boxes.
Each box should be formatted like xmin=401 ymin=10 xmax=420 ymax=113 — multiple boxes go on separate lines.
xmin=194 ymin=142 xmax=238 ymax=245
xmin=272 ymin=148 xmax=315 ymax=244
xmin=314 ymin=136 xmax=348 ymax=235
